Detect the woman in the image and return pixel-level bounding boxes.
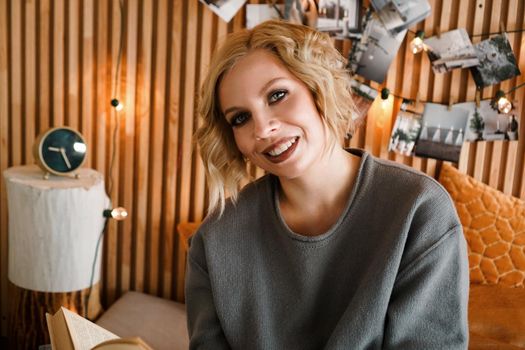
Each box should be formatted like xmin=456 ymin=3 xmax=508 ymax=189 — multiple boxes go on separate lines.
xmin=186 ymin=20 xmax=468 ymax=349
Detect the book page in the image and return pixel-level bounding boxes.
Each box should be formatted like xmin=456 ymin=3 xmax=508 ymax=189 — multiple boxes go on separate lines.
xmin=46 ymin=311 xmax=75 ymax=350
xmin=61 ymin=307 xmax=119 ymax=350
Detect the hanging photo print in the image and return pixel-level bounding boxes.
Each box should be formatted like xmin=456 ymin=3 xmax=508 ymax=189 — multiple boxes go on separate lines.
xmin=424 ymin=29 xmax=479 ymax=74
xmin=348 ymin=13 xmax=407 ymax=83
xmin=415 ymin=103 xmax=470 ymax=162
xmin=349 ymin=79 xmax=378 ymax=132
xmin=388 ymin=108 xmax=423 ymax=156
xmin=199 ymin=0 xmax=247 ymax=23
xmin=246 ymin=4 xmax=283 ymax=29
xmin=317 ymin=0 xmax=360 ymax=34
xmin=370 ymin=0 xmax=389 ymax=11
xmin=374 ymin=0 xmax=431 ymax=34
xmin=455 ymin=100 xmax=520 ymax=141
xmin=470 ymin=34 xmax=521 ymax=88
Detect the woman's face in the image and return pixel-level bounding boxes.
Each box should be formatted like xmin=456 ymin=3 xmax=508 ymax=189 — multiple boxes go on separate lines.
xmin=218 ymin=49 xmax=328 ymax=179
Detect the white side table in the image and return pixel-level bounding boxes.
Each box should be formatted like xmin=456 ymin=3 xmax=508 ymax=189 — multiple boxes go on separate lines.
xmin=3 ymin=165 xmax=110 ymax=349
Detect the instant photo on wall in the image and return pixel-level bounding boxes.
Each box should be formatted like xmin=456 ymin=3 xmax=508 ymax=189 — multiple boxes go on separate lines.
xmin=317 ymin=0 xmax=360 ymax=34
xmin=424 ymin=29 xmax=479 ymax=74
xmin=200 ymin=0 xmax=247 ymax=22
xmin=348 ymin=14 xmax=407 ymax=83
xmin=470 ymin=33 xmax=521 ymax=88
xmin=388 ymin=109 xmax=423 ymax=157
xmin=455 ymin=100 xmax=520 ymax=141
xmin=246 ymin=4 xmax=283 ymax=29
xmin=415 ymin=103 xmax=469 ymax=162
xmin=374 ymin=0 xmax=431 ymax=34
xmin=349 ymin=79 xmax=378 ymax=132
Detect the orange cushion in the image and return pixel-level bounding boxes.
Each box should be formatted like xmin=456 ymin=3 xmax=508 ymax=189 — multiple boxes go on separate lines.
xmin=468 ymin=284 xmax=525 ymax=348
xmin=177 ymin=222 xmax=200 ymax=251
xmin=439 ymin=164 xmax=525 ymax=287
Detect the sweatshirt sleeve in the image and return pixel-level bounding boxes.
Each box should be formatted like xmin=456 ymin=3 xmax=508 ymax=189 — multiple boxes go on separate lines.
xmin=185 ymin=231 xmax=231 ymax=350
xmin=382 ymin=223 xmax=469 ymax=349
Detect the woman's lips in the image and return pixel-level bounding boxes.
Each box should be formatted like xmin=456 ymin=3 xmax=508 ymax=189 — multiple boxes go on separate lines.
xmin=264 ymin=137 xmax=299 ymax=163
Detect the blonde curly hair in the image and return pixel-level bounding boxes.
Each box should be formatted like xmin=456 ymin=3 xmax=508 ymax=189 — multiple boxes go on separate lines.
xmin=195 ymin=20 xmax=356 ymax=215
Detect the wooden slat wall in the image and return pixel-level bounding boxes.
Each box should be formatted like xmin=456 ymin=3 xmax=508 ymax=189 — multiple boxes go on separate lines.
xmin=0 ymin=0 xmax=524 ymax=337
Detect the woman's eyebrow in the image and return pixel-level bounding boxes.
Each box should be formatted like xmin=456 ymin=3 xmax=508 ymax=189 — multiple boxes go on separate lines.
xmin=223 ymin=106 xmax=241 ymax=118
xmin=223 ymin=77 xmax=288 ymax=117
xmin=259 ymin=77 xmax=286 ymax=95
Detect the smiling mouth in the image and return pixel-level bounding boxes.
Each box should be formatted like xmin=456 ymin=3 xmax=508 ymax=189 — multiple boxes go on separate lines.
xmin=264 ymin=137 xmax=299 ymax=163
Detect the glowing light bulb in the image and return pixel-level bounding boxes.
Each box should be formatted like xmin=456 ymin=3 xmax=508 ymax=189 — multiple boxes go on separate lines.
xmin=73 ymin=142 xmax=87 ymax=153
xmin=103 ymin=207 xmax=128 ymax=221
xmin=497 ymin=96 xmax=512 ymax=114
xmin=410 ymin=31 xmax=426 ymax=54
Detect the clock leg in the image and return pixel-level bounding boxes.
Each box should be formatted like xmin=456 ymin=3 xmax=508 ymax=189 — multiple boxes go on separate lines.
xmin=43 ymin=172 xmax=50 ymax=180
xmin=75 ymin=173 xmax=80 ymax=179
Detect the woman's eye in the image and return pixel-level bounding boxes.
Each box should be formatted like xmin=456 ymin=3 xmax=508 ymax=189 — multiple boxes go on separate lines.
xmin=268 ymin=90 xmax=287 ymax=104
xmin=230 ymin=112 xmax=250 ymax=127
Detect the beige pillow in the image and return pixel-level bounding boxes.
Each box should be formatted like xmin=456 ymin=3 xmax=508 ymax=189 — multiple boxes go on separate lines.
xmin=439 ymin=164 xmax=525 ymax=287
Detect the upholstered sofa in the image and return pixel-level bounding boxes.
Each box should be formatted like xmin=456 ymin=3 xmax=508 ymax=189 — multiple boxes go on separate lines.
xmin=439 ymin=163 xmax=525 ymax=349
xmin=95 ymin=165 xmax=525 ymax=349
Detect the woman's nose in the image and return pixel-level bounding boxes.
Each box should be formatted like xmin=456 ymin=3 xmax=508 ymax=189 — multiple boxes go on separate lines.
xmin=253 ymin=114 xmax=279 ymax=140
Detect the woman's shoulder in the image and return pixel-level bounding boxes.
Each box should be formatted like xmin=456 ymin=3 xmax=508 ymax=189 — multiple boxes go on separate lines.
xmin=354 ymin=149 xmax=450 ymax=201
xmin=195 ymin=174 xmax=274 ymax=239
xmin=351 ymin=149 xmax=458 ymax=226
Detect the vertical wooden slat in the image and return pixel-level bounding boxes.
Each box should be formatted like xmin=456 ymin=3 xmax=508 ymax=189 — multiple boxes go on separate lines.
xmin=93 ymin=0 xmax=108 ymax=175
xmin=81 ymin=0 xmax=94 ymax=167
xmin=0 ymin=0 xmax=9 ymax=335
xmin=67 ymin=0 xmax=80 ymax=130
xmin=503 ymin=141 xmax=518 ymax=195
xmin=38 ymin=0 xmax=51 ymax=135
xmin=52 ymin=0 xmax=65 ymax=126
xmin=132 ymin=0 xmax=153 ymax=293
xmin=448 ymin=0 xmax=469 ymax=106
xmin=473 ymin=141 xmax=490 ymax=181
xmin=162 ymin=0 xmax=183 ymax=300
xmin=488 ymin=140 xmax=504 ymax=188
xmin=146 ymin=0 xmax=169 ymax=296
xmin=24 ymin=0 xmax=36 ymax=163
xmin=431 ymin=0 xmax=450 ymax=104
xmin=457 ymin=143 xmax=470 ymax=173
xmin=118 ymin=0 xmax=139 ymax=297
xmin=511 ymin=1 xmax=525 ymax=199
xmin=93 ymin=0 xmax=109 ymax=309
xmin=468 ymin=0 xmax=485 ymax=102
xmin=10 ymin=0 xmax=22 ymax=166
xmin=176 ymin=0 xmax=199 ymax=301
xmin=103 ymin=0 xmax=123 ymax=306
xmin=193 ymin=4 xmax=214 ymax=222
xmin=485 ymin=0 xmax=503 ymax=100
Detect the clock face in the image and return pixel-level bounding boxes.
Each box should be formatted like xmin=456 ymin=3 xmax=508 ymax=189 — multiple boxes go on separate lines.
xmin=40 ymin=128 xmax=87 ymax=173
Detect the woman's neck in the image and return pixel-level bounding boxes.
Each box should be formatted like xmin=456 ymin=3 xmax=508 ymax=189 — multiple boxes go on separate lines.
xmin=277 ymin=147 xmax=360 ymax=236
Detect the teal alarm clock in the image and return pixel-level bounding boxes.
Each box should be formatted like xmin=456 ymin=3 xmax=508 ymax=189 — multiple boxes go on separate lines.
xmin=33 ymin=127 xmax=87 ymax=177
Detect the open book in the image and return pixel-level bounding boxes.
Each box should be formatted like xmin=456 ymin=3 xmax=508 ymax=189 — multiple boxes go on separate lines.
xmin=46 ymin=307 xmax=152 ymax=350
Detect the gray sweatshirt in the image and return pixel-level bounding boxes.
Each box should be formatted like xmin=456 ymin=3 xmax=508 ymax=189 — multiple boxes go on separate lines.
xmin=186 ymin=149 xmax=469 ymax=349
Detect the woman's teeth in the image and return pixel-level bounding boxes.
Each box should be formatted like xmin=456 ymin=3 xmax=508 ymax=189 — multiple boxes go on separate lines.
xmin=268 ymin=138 xmax=297 ymax=157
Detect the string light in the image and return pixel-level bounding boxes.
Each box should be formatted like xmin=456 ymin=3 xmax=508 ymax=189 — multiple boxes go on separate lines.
xmin=410 ymin=30 xmax=426 ymax=54
xmin=103 ymin=207 xmax=128 ymax=221
xmin=492 ymin=90 xmax=512 ymax=114
xmin=362 ymin=82 xmax=525 ymax=112
xmin=85 ymin=0 xmax=125 ymax=320
xmin=110 ymin=98 xmax=124 ymax=111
